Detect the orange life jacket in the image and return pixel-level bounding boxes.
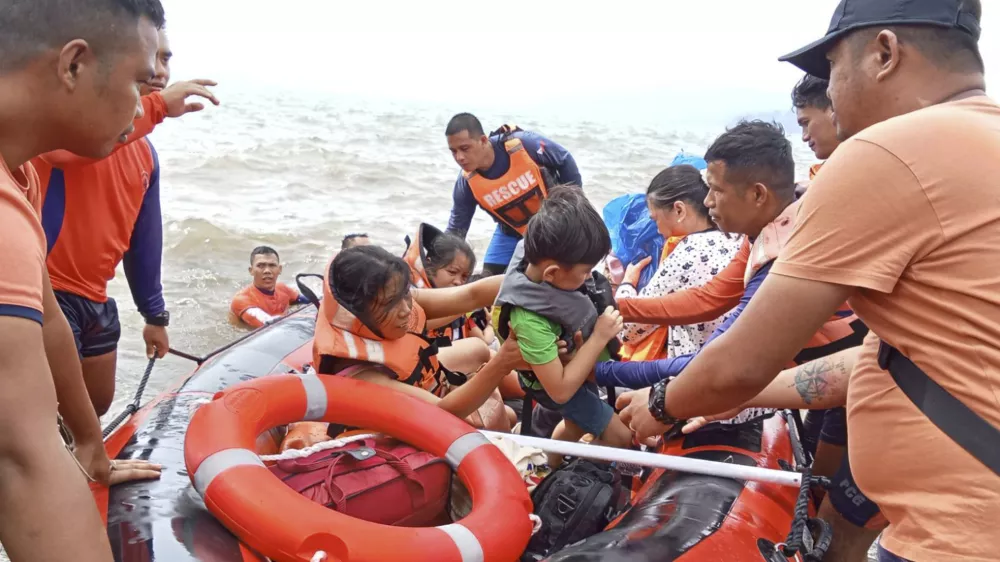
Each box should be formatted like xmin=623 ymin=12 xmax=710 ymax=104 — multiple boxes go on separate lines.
xmin=465 ymin=132 xmax=549 ymax=236
xmin=809 ymin=162 xmax=823 ymax=180
xmin=312 ymin=263 xmax=449 ymax=396
xmin=745 ymin=199 xmax=861 ymax=350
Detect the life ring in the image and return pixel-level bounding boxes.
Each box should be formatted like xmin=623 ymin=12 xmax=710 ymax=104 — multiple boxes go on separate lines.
xmin=184 ymin=373 xmax=533 ymax=562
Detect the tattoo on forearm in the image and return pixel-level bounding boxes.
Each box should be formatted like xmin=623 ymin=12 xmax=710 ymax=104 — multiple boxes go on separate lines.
xmin=790 ymin=357 xmax=846 ymax=405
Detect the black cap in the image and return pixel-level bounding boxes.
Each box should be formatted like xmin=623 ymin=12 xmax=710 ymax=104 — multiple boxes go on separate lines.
xmin=779 ymin=0 xmax=982 ymax=78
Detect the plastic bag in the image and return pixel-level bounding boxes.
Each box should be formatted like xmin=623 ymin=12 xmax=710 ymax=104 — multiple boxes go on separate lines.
xmin=603 ymin=194 xmax=663 ymax=292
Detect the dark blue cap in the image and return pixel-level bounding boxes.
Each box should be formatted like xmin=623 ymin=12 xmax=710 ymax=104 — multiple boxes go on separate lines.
xmin=779 ymin=0 xmax=982 ymax=78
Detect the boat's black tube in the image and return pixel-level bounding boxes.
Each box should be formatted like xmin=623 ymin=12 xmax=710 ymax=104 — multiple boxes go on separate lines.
xmin=106 ymin=311 xmax=317 ymax=562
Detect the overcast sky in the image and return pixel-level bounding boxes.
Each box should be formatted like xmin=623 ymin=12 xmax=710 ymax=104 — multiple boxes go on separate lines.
xmin=163 ymin=0 xmax=999 ymax=120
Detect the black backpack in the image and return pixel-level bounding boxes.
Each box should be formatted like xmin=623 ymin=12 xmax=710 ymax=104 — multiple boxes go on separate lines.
xmin=522 ymin=458 xmax=627 ymax=561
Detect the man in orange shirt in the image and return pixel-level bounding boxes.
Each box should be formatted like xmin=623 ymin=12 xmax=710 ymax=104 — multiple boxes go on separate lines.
xmin=230 ymin=246 xmax=309 ymax=329
xmin=35 ymin=26 xmax=219 ymax=416
xmin=0 ymin=1 xmax=171 ymax=560
xmin=621 ymin=1 xmax=998 ymax=561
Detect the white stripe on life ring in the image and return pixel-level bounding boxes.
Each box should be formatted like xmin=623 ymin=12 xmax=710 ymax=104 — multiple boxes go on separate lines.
xmin=193 ymin=448 xmax=265 ymax=496
xmin=297 ymin=372 xmax=328 ymax=421
xmin=444 ymin=432 xmax=489 ymax=470
xmin=436 ymin=523 xmax=484 ymax=562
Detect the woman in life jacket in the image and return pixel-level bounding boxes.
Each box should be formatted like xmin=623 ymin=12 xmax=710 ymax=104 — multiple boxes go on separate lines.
xmin=617 ymin=165 xmax=742 ymax=362
xmin=316 ymin=245 xmax=527 ymax=422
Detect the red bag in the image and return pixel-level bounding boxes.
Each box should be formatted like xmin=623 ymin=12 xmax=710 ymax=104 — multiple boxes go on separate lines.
xmin=269 ymin=437 xmax=451 ymax=527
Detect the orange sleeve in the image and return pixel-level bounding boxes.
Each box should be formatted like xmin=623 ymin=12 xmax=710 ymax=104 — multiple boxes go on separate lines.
xmin=230 ymin=292 xmax=264 ymax=329
xmin=281 ymin=283 xmax=301 ymax=305
xmin=617 ymin=239 xmax=748 ymax=325
xmin=37 ymin=93 xmax=168 ymax=168
xmin=0 ymin=179 xmax=45 ymax=321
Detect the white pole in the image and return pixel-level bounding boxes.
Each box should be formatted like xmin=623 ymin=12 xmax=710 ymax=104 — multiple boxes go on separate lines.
xmin=479 ymin=430 xmax=803 ymax=488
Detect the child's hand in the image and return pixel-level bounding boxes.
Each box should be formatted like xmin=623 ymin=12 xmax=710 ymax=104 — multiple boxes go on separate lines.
xmin=594 ymin=307 xmax=623 ymax=342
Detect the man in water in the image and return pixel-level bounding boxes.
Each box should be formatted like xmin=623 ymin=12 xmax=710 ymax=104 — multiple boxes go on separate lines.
xmin=621 ymin=1 xmax=998 ymax=560
xmin=230 ymin=246 xmax=309 ymax=329
xmin=0 ymin=1 xmax=169 ymax=559
xmin=36 ymin=26 xmax=219 ymax=416
xmin=444 ymin=113 xmax=582 ymax=275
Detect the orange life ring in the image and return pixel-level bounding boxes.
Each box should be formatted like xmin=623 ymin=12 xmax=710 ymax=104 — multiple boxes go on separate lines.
xmin=184 ymin=373 xmax=534 ymax=562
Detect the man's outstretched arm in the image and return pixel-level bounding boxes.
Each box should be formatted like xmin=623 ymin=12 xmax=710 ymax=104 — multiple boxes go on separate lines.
xmin=664 ymin=274 xmax=852 ymax=418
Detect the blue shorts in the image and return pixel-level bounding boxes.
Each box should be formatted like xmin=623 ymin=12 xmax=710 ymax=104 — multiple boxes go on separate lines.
xmin=55 ymin=291 xmax=121 ymax=358
xmin=483 ymin=225 xmax=520 ymax=269
xmin=556 ymin=381 xmax=615 ymax=438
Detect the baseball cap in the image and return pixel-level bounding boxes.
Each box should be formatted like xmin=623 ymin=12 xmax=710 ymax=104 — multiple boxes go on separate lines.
xmin=779 ymin=0 xmax=982 ymax=79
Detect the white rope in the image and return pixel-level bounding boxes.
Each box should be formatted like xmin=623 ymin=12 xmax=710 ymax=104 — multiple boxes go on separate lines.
xmin=529 ymin=514 xmax=543 ymax=536
xmin=259 ymin=433 xmax=380 ymax=462
xmin=310 ymin=551 xmax=327 ymax=562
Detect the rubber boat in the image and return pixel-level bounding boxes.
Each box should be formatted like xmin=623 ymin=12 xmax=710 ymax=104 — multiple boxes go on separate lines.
xmin=96 ymin=308 xmax=828 ymax=562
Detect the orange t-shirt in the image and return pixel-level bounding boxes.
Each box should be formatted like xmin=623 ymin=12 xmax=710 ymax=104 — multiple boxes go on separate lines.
xmin=34 ymin=139 xmax=157 ymax=303
xmin=774 ymin=95 xmax=1000 ymax=562
xmin=230 ymin=282 xmax=302 ymax=328
xmin=0 ymin=158 xmax=45 ymax=324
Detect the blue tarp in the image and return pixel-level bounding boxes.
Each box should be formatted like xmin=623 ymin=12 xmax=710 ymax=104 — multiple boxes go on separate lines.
xmin=603 ymin=151 xmax=707 ymax=291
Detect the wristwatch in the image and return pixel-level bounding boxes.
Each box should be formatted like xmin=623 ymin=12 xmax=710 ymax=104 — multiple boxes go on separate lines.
xmin=647 ymin=379 xmax=682 ymax=425
xmin=144 ymin=310 xmax=170 ymax=327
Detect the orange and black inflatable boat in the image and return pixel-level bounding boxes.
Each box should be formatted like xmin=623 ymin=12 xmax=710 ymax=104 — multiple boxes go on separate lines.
xmin=96 ymin=306 xmax=828 ymax=561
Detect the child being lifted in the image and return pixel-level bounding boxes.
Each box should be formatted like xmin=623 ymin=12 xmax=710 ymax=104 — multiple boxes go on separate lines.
xmin=494 ymin=186 xmax=632 ymax=464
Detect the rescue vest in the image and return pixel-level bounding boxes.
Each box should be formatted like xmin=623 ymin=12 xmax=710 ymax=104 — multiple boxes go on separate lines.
xmin=466 ymin=130 xmax=551 ymax=236
xmin=493 ymin=242 xmax=620 ymax=402
xmin=401 ymin=222 xmax=469 ymax=341
xmin=744 ymin=199 xmax=862 ymax=351
xmin=808 ymin=162 xmax=823 ymax=180
xmin=312 ymin=261 xmax=455 ymax=397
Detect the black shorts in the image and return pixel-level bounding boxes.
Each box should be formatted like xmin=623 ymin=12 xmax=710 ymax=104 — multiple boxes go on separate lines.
xmin=55 ymin=291 xmax=121 ymax=358
xmin=800 ymin=407 xmax=849 ymax=459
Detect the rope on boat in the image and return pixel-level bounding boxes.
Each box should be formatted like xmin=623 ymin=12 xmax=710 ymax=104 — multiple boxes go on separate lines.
xmin=776 ymin=409 xmax=833 ymax=560
xmin=259 ymin=433 xmax=381 ymax=462
xmin=102 ymin=357 xmax=157 ymax=439
xmin=310 ymin=552 xmax=327 ymax=562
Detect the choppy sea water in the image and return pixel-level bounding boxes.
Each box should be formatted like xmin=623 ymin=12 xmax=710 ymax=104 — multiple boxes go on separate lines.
xmin=2 ymin=88 xmax=834 ymax=560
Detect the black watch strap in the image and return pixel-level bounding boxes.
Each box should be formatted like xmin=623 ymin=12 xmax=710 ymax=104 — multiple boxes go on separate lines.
xmin=648 ymin=380 xmax=682 ymax=425
xmin=145 ymin=310 xmax=170 ymax=327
